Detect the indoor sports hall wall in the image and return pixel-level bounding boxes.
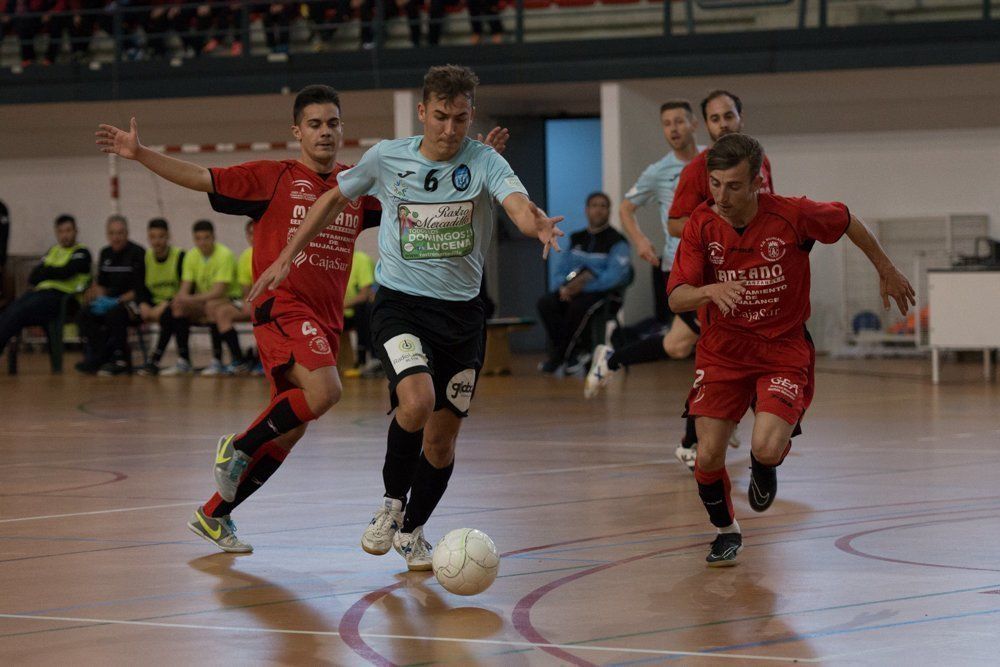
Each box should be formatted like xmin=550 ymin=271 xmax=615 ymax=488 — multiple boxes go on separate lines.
xmin=2 ymin=66 xmax=999 ymax=352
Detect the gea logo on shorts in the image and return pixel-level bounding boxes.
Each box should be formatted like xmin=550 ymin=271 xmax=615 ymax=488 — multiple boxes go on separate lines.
xmin=760 ymin=237 xmax=787 ymax=262
xmin=708 ymin=242 xmax=725 ymax=266
xmin=769 ymin=376 xmax=799 ymax=400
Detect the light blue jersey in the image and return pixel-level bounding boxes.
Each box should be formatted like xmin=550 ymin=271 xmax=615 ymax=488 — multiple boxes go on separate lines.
xmin=338 ymin=136 xmax=528 ymax=301
xmin=623 ymin=146 xmax=704 ymax=268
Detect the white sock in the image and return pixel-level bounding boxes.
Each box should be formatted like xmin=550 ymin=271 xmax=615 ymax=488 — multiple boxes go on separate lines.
xmin=718 ymin=519 xmax=741 ymax=535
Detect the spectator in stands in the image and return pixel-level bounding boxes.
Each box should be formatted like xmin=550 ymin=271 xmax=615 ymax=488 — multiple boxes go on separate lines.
xmin=191 ymin=0 xmax=240 ymax=55
xmin=202 ymin=218 xmax=254 ymax=373
xmin=137 ymin=218 xmax=193 ymax=376
xmin=0 ymin=214 xmax=91 ymax=358
xmin=256 ymin=0 xmax=294 ymax=53
xmin=309 ymin=0 xmax=351 ymax=46
xmin=76 ymin=214 xmax=145 ymax=375
xmin=172 ymin=219 xmax=247 ymax=375
xmin=357 ymin=0 xmax=449 ymax=48
xmin=536 ymin=192 xmax=631 ymax=375
xmin=142 ymin=0 xmax=190 ymax=58
xmin=468 ymin=0 xmax=503 ymax=44
xmin=11 ymin=0 xmax=64 ymax=65
xmin=341 ymin=248 xmax=375 ymax=378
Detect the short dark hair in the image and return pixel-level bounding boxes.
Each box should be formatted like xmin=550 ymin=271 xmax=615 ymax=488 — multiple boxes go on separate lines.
xmin=660 ymin=100 xmax=693 ymax=116
xmin=293 ymin=85 xmax=341 ymax=125
xmin=422 ymin=64 xmax=479 ymax=105
xmin=706 ymin=133 xmax=763 ymax=181
xmin=106 ymin=214 xmax=128 ymax=229
xmin=148 ymin=218 xmax=169 ymax=232
xmin=700 ymin=90 xmax=743 ymax=121
xmin=586 ymin=191 xmax=611 ymax=207
xmin=54 ymin=214 xmax=76 ymax=228
xmin=192 ymin=220 xmax=215 ymax=234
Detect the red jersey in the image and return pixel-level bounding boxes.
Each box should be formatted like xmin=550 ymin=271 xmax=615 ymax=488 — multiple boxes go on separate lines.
xmin=668 ymin=149 xmax=774 ymax=220
xmin=209 ymin=159 xmax=380 ymax=334
xmin=667 ymin=193 xmax=850 ymax=340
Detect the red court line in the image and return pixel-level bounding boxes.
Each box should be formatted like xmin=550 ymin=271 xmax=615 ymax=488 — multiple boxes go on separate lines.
xmin=510 ymin=505 xmax=1000 ymax=664
xmin=0 ymin=468 xmax=128 ymax=497
xmin=835 ymin=517 xmax=1000 ymax=573
xmin=337 ymin=494 xmax=1000 ymax=665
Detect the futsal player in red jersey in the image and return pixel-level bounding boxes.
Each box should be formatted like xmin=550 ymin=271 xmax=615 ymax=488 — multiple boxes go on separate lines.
xmin=665 ymin=89 xmax=774 ymax=470
xmin=96 ymin=85 xmax=508 ymax=553
xmin=667 ymin=134 xmax=914 ymax=566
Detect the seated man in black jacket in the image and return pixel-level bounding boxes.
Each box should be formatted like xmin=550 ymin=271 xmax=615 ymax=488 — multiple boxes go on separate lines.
xmin=0 ymin=214 xmax=92 ymax=356
xmin=537 ymin=192 xmax=631 ymax=374
xmin=76 ymin=215 xmax=146 ymax=375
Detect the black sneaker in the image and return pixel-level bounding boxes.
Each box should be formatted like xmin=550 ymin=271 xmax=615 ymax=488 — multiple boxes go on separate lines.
xmin=97 ymin=359 xmax=130 ymax=376
xmin=706 ymin=532 xmax=742 ymax=567
xmin=748 ymin=454 xmax=777 ymax=512
xmin=538 ymin=358 xmax=563 ymax=375
xmin=136 ymin=362 xmax=159 ymax=376
xmin=75 ymin=360 xmax=100 ymax=375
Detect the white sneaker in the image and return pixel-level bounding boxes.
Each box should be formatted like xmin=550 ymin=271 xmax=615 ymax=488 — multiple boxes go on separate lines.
xmin=393 ymin=525 xmax=433 ymax=571
xmin=728 ymin=430 xmax=741 ymax=448
xmin=199 ymin=359 xmax=229 ymax=376
xmin=584 ymin=344 xmax=616 ymax=399
xmin=160 ymin=359 xmax=193 ymax=376
xmin=361 ymin=497 xmax=403 ymax=555
xmin=675 ymin=443 xmax=697 ymax=471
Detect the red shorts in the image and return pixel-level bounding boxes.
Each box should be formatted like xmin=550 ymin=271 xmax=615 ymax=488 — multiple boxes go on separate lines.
xmin=685 ymin=327 xmax=815 ymax=427
xmin=253 ymin=306 xmax=340 ymax=397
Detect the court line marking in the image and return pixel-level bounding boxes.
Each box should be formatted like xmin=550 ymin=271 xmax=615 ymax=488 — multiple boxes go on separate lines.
xmin=0 ymin=613 xmax=817 ymax=662
xmin=0 ymin=459 xmax=676 ymax=524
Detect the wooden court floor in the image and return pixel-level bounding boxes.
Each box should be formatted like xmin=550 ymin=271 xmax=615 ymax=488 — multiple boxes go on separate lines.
xmin=1 ymin=351 xmax=999 ymax=665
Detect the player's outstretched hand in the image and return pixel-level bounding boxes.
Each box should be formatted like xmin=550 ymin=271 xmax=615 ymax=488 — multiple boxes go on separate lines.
xmin=96 ymin=117 xmax=141 ymax=159
xmin=478 ymin=126 xmax=510 ymax=155
xmin=635 ymin=235 xmax=660 ymax=267
xmin=529 ymin=201 xmax=565 ymax=259
xmin=703 ymin=280 xmax=745 ymax=316
xmin=880 ymin=265 xmax=916 ymax=315
xmin=248 ymin=256 xmax=292 ymax=303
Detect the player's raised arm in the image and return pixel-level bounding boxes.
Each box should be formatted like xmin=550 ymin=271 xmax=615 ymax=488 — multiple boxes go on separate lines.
xmin=500 ymin=193 xmax=565 ymax=259
xmin=844 ymin=214 xmax=916 ymax=315
xmin=477 ymin=126 xmax=510 ymax=154
xmin=95 ymin=117 xmax=213 ymax=193
xmin=248 ymin=186 xmax=351 ymax=302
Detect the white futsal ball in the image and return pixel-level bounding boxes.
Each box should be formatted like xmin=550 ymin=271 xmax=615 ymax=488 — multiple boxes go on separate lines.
xmin=432 ymin=528 xmax=500 ymax=596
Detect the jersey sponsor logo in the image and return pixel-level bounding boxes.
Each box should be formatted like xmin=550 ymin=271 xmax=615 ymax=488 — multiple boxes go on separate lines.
xmin=384 ymin=333 xmax=428 ymax=375
xmin=446 ymin=368 xmax=476 ymax=412
xmin=760 ymin=236 xmax=787 ymax=262
xmin=715 ymin=263 xmax=785 ymax=286
xmin=397 ymin=170 xmax=415 ymax=178
xmin=293 ymin=251 xmax=308 ymax=267
xmin=708 ymin=241 xmax=725 ymax=266
xmin=291 ymin=179 xmax=318 ymax=202
xmin=768 ymin=376 xmax=799 ymax=401
xmin=308 ymin=335 xmax=331 ymax=356
xmin=389 ymin=178 xmax=410 ymax=205
xmin=301 ymin=321 xmax=318 ymax=337
xmin=452 ymin=164 xmax=472 ymax=191
xmin=397 ymin=201 xmax=475 ymax=260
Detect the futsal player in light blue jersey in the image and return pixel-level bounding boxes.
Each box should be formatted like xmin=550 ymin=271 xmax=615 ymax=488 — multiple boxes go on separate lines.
xmin=251 ymin=65 xmax=563 ymax=570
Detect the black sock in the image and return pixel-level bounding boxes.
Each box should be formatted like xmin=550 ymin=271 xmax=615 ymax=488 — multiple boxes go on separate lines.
xmin=174 ymin=317 xmax=191 ymax=362
xmin=232 ymin=388 xmax=314 ymax=457
xmin=206 ymin=446 xmax=287 ymax=517
xmin=210 ymin=325 xmax=223 ymax=362
xmin=608 ymin=335 xmax=668 ymax=371
xmin=401 ymin=453 xmax=454 ymax=533
xmin=152 ymin=309 xmax=174 ymax=364
xmin=694 ymin=466 xmax=734 ymax=528
xmin=383 ymin=417 xmax=424 ymax=504
xmin=220 ymin=328 xmax=243 ymax=363
xmin=682 ymin=416 xmax=698 ymax=447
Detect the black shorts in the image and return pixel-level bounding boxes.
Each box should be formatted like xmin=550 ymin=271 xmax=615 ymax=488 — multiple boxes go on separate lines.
xmin=371 ymin=286 xmax=486 ymax=418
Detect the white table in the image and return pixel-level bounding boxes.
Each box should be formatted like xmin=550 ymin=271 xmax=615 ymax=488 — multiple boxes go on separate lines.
xmin=927 ymin=268 xmax=1000 ymax=384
